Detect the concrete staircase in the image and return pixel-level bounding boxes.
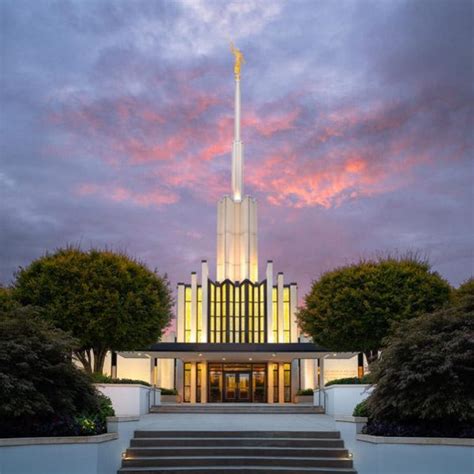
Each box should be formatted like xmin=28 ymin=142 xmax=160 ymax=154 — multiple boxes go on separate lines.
xmin=150 ymin=404 xmax=324 ymax=414
xmin=118 ymin=430 xmax=356 ymax=473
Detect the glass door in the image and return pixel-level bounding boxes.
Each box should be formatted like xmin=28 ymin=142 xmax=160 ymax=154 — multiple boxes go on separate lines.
xmin=224 ymin=373 xmax=237 ymax=401
xmin=237 ymin=373 xmax=250 ymax=401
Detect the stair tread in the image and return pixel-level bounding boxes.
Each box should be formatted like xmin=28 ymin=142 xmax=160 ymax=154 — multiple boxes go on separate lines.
xmin=131 ymin=437 xmax=342 ymax=441
xmin=124 ymin=456 xmax=350 ymax=460
xmin=129 ymin=446 xmax=346 ymax=450
xmin=119 ymin=467 xmax=356 ymax=472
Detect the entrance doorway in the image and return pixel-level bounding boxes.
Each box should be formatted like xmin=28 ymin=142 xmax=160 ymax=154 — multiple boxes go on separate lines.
xmin=224 ymin=372 xmax=250 ymax=402
xmin=208 ymin=363 xmax=266 ymax=402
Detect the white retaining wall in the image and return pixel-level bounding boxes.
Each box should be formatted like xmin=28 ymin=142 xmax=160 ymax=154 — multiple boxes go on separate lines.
xmin=335 ymin=417 xmax=474 ymax=474
xmin=95 ymin=384 xmax=159 ymax=416
xmin=315 ymin=384 xmax=373 ymax=416
xmin=0 ymin=417 xmax=140 ymax=474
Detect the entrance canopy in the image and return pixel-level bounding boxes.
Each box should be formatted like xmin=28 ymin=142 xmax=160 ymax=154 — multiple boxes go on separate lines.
xmin=119 ymin=342 xmax=357 ymax=362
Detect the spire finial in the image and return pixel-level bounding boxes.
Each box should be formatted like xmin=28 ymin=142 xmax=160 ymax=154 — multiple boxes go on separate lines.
xmin=230 ymin=42 xmax=245 ymax=80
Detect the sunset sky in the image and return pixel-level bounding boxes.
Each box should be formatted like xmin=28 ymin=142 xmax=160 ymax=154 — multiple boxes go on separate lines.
xmin=1 ymin=0 xmax=473 ymax=298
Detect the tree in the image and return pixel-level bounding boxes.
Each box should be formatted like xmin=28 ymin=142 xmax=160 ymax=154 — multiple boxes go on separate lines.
xmin=13 ymin=247 xmax=173 ymax=374
xmin=297 ymin=256 xmax=451 ymax=363
xmin=0 ymin=305 xmax=102 ymax=436
xmin=452 ymin=277 xmax=474 ymax=303
xmin=364 ymin=296 xmax=474 ymax=436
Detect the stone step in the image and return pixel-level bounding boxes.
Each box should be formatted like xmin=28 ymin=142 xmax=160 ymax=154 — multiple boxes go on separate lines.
xmin=126 ymin=447 xmax=349 ymax=458
xmin=134 ymin=431 xmax=340 ymax=439
xmin=118 ymin=466 xmax=357 ymax=474
xmin=121 ymin=456 xmax=353 ymax=469
xmin=130 ymin=438 xmax=344 ymax=448
xmin=150 ymin=405 xmax=324 ymax=414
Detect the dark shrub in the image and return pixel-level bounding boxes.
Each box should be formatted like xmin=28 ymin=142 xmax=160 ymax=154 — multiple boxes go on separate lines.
xmin=326 ymin=374 xmax=373 ymax=386
xmin=297 ymin=389 xmax=314 ymax=396
xmin=364 ymin=296 xmax=474 ymax=437
xmin=353 ymin=399 xmax=369 ymax=417
xmin=160 ymin=388 xmax=178 ymax=395
xmin=0 ymin=307 xmax=114 ymax=437
xmin=90 ymin=372 xmax=151 ymax=386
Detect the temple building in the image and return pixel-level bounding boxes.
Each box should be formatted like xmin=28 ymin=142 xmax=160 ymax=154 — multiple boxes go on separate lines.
xmin=111 ymin=47 xmax=363 ymax=403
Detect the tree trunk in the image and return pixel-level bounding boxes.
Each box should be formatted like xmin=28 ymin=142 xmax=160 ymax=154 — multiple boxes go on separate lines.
xmin=364 ymin=350 xmax=379 ymax=366
xmin=74 ymin=349 xmax=93 ymax=373
xmin=93 ymin=348 xmax=108 ymax=374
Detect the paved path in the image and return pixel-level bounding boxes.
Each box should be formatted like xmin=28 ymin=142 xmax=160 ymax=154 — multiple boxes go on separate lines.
xmin=137 ymin=413 xmax=337 ymax=431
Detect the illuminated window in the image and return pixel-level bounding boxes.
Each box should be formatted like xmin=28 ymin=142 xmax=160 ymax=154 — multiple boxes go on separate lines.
xmin=184 ymin=363 xmax=191 ymax=402
xmin=185 ymin=287 xmax=191 ymax=342
xmin=283 ymin=287 xmax=290 ymax=343
xmin=272 ymin=287 xmax=278 ymax=342
xmin=207 ymin=280 xmax=266 ymax=343
xmin=284 ymin=363 xmax=291 ymax=402
xmin=197 ymin=287 xmax=202 ymax=342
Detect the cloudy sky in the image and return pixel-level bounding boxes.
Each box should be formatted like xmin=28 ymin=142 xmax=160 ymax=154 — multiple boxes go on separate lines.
xmin=1 ymin=0 xmax=473 ymax=298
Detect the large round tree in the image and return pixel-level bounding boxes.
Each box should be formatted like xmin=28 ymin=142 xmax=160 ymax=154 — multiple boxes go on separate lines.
xmin=14 ymin=247 xmax=173 ymax=373
xmin=297 ymin=256 xmax=451 ymax=363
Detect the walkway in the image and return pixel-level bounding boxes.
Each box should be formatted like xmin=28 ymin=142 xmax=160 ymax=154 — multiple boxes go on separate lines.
xmin=137 ymin=412 xmax=337 ymax=431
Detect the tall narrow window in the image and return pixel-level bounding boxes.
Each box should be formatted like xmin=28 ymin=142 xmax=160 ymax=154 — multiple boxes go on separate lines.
xmin=272 ymin=287 xmax=278 ymax=342
xmin=284 ymin=363 xmax=291 ymax=402
xmin=196 ymin=363 xmax=202 ymax=403
xmin=273 ymin=365 xmax=279 ymax=403
xmin=283 ymin=287 xmax=290 ymax=343
xmin=185 ymin=287 xmax=192 ymax=342
xmin=184 ymin=363 xmax=192 ymax=402
xmin=197 ymin=287 xmax=202 ymax=342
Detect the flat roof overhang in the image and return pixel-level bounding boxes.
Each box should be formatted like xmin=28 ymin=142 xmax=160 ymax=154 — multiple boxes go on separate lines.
xmin=119 ymin=343 xmax=358 ymax=362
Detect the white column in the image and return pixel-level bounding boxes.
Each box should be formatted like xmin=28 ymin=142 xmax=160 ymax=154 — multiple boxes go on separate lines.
xmin=176 ymin=359 xmax=184 ymax=402
xmin=190 ymin=362 xmax=197 ymax=404
xmin=291 ymin=359 xmax=299 ymax=402
xmin=290 ymin=283 xmax=298 ymax=343
xmin=176 ymin=284 xmax=185 ymax=342
xmin=190 ymin=272 xmax=197 ymax=342
xmin=201 ymin=260 xmax=208 ymax=342
xmin=278 ymin=363 xmax=285 ymax=403
xmin=267 ymin=362 xmax=274 ymax=403
xmin=266 ymin=261 xmax=273 ymax=342
xmin=200 ymin=361 xmax=207 ymax=403
xmin=277 ymin=273 xmax=284 ymax=343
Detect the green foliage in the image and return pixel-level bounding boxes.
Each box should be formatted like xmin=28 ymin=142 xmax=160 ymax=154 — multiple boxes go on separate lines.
xmin=0 ymin=306 xmax=111 ymax=437
xmin=160 ymin=387 xmax=178 ymax=395
xmin=353 ymin=399 xmax=370 ymax=417
xmin=325 ymin=374 xmax=373 ymax=386
xmin=452 ymin=277 xmax=474 ymax=303
xmin=297 ymin=255 xmax=451 ymax=361
xmin=296 ymin=389 xmax=314 ymax=396
xmin=90 ymin=372 xmax=151 ymax=386
xmin=366 ymin=296 xmax=474 ymax=426
xmin=13 ymin=247 xmax=173 ymax=373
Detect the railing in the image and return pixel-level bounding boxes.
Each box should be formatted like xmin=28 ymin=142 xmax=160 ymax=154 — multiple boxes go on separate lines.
xmin=146 ymin=386 xmax=161 ymax=411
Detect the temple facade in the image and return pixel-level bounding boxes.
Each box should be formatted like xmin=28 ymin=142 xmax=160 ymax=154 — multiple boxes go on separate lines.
xmin=111 ymin=48 xmax=363 ymax=402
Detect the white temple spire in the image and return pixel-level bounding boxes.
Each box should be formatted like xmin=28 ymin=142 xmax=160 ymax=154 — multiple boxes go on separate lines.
xmin=230 ymin=43 xmax=244 ymax=202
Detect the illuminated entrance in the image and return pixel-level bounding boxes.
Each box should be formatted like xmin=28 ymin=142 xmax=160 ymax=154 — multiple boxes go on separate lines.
xmin=208 ymin=363 xmax=266 ymax=402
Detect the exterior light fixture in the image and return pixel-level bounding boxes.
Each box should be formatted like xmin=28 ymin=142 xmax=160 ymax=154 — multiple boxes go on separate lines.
xmin=249 ymin=357 xmax=252 ymax=361
xmin=198 ymin=353 xmax=202 ymax=356
xmin=348 ymin=453 xmax=353 ymax=459
xmin=272 ymin=353 xmax=276 ymax=357
xmin=222 ymin=357 xmax=226 ymax=361
xmin=333 ymin=353 xmax=337 ymax=357
xmin=122 ymin=452 xmax=127 ymax=459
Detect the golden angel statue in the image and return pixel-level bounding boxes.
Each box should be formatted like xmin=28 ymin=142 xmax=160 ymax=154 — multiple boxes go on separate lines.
xmin=230 ymin=42 xmax=245 ymax=79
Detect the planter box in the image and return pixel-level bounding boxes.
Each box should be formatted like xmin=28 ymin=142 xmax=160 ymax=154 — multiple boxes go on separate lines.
xmin=0 ymin=433 xmax=119 ymax=474
xmin=94 ymin=383 xmax=156 ymax=416
xmin=335 ymin=416 xmax=473 ymax=474
xmin=354 ymin=434 xmax=474 ymax=474
xmin=295 ymin=395 xmax=313 ymax=404
xmin=321 ymin=384 xmax=373 ymax=416
xmin=161 ymin=394 xmax=179 ymax=403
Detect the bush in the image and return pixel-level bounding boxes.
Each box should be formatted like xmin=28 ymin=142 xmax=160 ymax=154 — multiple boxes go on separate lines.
xmin=325 ymin=374 xmax=373 ymax=386
xmin=364 ymin=296 xmax=474 ymax=437
xmin=0 ymin=307 xmax=114 ymax=437
xmin=297 ymin=389 xmax=314 ymax=396
xmin=160 ymin=387 xmax=178 ymax=395
xmin=90 ymin=372 xmax=151 ymax=386
xmin=353 ymin=399 xmax=370 ymax=417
